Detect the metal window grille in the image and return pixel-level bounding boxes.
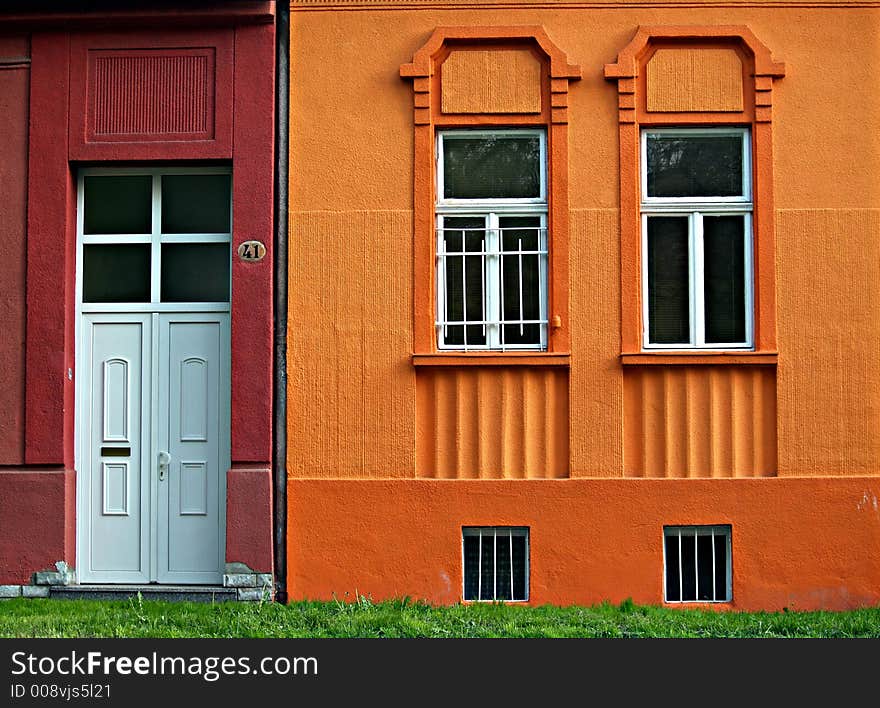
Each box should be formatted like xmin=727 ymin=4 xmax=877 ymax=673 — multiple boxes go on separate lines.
xmin=436 ymin=219 xmax=548 ymax=350
xmin=462 ymin=527 xmax=529 ymax=602
xmin=663 ymin=525 xmax=732 ymax=603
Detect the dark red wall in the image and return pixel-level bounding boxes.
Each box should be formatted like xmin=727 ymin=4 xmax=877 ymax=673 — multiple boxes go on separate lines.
xmin=0 ymin=36 xmax=30 ymax=465
xmin=0 ymin=470 xmax=74 ymax=584
xmin=1 ymin=7 xmax=276 ymax=585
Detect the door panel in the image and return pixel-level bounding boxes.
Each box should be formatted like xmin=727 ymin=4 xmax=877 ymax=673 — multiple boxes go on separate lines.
xmin=80 ymin=316 xmax=151 ymax=583
xmin=158 ymin=314 xmax=228 ymax=584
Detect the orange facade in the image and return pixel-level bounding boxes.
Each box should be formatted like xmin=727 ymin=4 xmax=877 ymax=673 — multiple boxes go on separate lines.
xmin=287 ymin=2 xmax=880 ymax=610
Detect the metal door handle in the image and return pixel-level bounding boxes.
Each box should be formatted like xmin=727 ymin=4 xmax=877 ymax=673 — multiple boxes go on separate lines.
xmin=158 ymin=450 xmax=171 ymax=481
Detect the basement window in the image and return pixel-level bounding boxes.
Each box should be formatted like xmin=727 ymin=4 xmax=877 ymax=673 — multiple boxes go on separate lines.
xmin=462 ymin=526 xmax=529 ymax=601
xmin=663 ymin=525 xmax=731 ymax=603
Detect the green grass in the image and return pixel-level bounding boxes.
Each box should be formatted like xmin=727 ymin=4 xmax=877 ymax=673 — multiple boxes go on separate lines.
xmin=3 ymin=595 xmax=880 ymax=638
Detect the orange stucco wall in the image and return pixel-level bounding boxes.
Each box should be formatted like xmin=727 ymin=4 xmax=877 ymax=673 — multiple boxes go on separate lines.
xmin=287 ymin=3 xmax=880 ymax=607
xmin=288 ymin=478 xmax=880 ymax=611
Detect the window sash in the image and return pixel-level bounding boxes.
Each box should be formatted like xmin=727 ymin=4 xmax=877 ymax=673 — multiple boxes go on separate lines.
xmin=663 ymin=525 xmax=732 ymax=603
xmin=640 ymin=127 xmax=751 ymax=205
xmin=435 ymin=213 xmax=548 ymax=350
xmin=435 ymin=129 xmax=549 ymax=351
xmin=462 ymin=527 xmax=529 ymax=602
xmin=639 ymin=127 xmax=753 ymax=351
xmin=641 ymin=211 xmax=753 ymax=349
xmin=77 ymin=167 xmax=232 ymax=310
xmin=437 ymin=129 xmax=547 ymax=206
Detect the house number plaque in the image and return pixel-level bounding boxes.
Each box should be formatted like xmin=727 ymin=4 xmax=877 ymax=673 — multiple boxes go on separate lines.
xmin=237 ymin=241 xmax=266 ymax=262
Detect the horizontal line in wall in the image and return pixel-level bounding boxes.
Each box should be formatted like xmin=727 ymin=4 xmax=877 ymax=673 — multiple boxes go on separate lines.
xmin=292 ymin=1 xmax=880 ymax=10
xmin=413 ymin=352 xmax=571 ymax=367
xmin=620 ymin=352 xmax=778 ymax=365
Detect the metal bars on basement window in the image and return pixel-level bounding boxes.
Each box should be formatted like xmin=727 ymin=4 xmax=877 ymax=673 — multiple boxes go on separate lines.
xmin=663 ymin=525 xmax=732 ymax=603
xmin=462 ymin=527 xmax=529 ymax=602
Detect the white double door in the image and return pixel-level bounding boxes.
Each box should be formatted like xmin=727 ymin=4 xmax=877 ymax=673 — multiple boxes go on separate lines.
xmin=79 ymin=312 xmax=230 ymax=584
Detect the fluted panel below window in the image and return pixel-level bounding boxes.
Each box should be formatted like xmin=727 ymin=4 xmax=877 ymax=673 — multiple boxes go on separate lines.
xmin=624 ymin=366 xmax=776 ymax=478
xmin=416 ymin=367 xmax=569 ymax=479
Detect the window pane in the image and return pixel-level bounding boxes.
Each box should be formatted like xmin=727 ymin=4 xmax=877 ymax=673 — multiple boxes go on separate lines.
xmin=443 ymin=135 xmax=541 ymax=199
xmin=83 ymin=175 xmax=152 ymax=234
xmin=500 ymin=217 xmax=542 ymax=346
xmin=463 ymin=535 xmax=480 ymax=601
xmin=161 ymin=174 xmax=231 ymax=234
xmin=480 ymin=533 xmax=494 ymax=600
xmin=647 ymin=134 xmax=743 ymax=198
xmin=160 ymin=243 xmax=230 ymax=302
xmin=83 ymin=244 xmax=151 ymax=302
xmin=714 ymin=534 xmax=729 ymax=601
xmin=697 ymin=534 xmax=715 ymax=601
xmin=495 ymin=534 xmax=512 ymax=601
xmin=664 ymin=534 xmax=681 ymax=602
xmin=441 ymin=217 xmax=485 ymax=346
xmin=512 ymin=534 xmax=527 ymax=601
xmin=680 ymin=533 xmax=697 ymax=602
xmin=647 ymin=217 xmax=690 ymax=344
xmin=704 ymin=216 xmax=746 ymax=343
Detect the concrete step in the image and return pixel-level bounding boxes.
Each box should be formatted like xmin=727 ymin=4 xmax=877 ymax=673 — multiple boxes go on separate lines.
xmin=49 ymin=584 xmax=240 ymax=603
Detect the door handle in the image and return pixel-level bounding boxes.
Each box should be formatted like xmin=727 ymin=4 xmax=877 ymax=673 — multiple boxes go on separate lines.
xmin=158 ymin=450 xmax=171 ymax=481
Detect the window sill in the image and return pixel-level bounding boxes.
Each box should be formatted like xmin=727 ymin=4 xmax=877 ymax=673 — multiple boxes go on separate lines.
xmin=412 ymin=352 xmax=571 ymax=367
xmin=620 ymin=351 xmax=778 ymax=366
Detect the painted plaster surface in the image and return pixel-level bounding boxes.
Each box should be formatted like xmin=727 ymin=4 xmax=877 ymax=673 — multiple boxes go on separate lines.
xmin=646 ymin=47 xmax=743 ymax=112
xmin=287 ymin=5 xmax=880 ymax=607
xmin=288 ymin=478 xmax=880 ymax=611
xmin=0 ymin=37 xmax=29 ymax=464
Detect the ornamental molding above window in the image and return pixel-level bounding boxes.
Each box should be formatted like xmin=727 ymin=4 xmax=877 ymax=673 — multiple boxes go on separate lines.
xmin=401 ymin=27 xmax=580 ymax=358
xmin=400 ymin=26 xmax=581 ymax=126
xmin=604 ymin=26 xmax=786 ymax=125
xmin=605 ymin=26 xmax=785 ymax=359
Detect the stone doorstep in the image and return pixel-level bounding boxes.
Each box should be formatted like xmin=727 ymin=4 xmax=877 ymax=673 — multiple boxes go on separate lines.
xmin=2 ymin=562 xmax=276 ymax=602
xmin=1 ymin=584 xmax=274 ymax=603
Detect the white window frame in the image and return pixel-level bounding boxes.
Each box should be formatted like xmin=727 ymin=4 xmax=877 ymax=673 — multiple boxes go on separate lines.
xmin=462 ymin=526 xmax=529 ymax=602
xmin=662 ymin=525 xmax=732 ymax=604
xmin=640 ymin=127 xmax=753 ymax=350
xmin=76 ymin=166 xmax=233 ymax=315
xmin=436 ymin=129 xmax=548 ymax=351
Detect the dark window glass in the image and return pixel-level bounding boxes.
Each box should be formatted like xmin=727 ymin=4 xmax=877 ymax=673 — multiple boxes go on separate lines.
xmin=704 ymin=216 xmax=746 ymax=343
xmin=714 ymin=534 xmax=729 ymax=601
xmin=442 ymin=217 xmax=486 ymax=346
xmin=665 ymin=527 xmax=730 ymax=602
xmin=463 ymin=529 xmax=528 ymax=601
xmin=82 ymin=244 xmax=151 ymax=302
xmin=696 ymin=534 xmax=716 ymax=600
xmin=665 ymin=534 xmax=681 ymax=602
xmin=463 ymin=535 xmax=480 ymax=601
xmin=160 ymin=243 xmax=230 ymax=302
xmin=647 ymin=217 xmax=690 ymax=344
xmin=443 ymin=135 xmax=541 ymax=199
xmin=161 ymin=174 xmax=231 ymax=234
xmin=679 ymin=533 xmax=697 ymax=601
xmin=479 ymin=534 xmax=494 ymax=600
xmin=83 ymin=176 xmax=151 ymax=234
xmin=511 ymin=534 xmax=527 ymax=601
xmin=500 ymin=216 xmax=542 ymax=346
xmin=647 ymin=134 xmax=743 ymax=198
